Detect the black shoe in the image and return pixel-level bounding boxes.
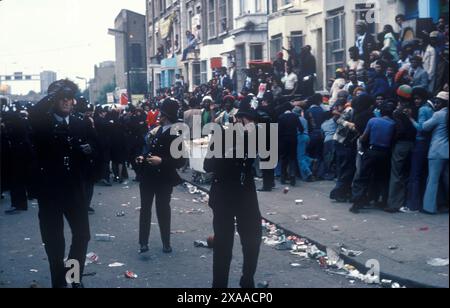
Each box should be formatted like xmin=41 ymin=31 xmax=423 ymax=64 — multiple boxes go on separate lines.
xmin=280 ymin=178 xmax=287 ymax=185
xmin=71 ymin=282 xmax=84 ymax=288
xmin=88 ymin=207 xmax=95 ymax=214
xmin=102 ymin=179 xmax=112 ymax=187
xmin=384 ymin=208 xmax=399 ymax=213
xmin=163 ymin=245 xmax=173 ymax=254
xmin=139 ymin=245 xmax=149 ymax=254
xmin=349 ymin=205 xmax=360 ymax=214
xmin=257 ymin=188 xmax=272 ymax=192
xmin=4 ymin=207 xmax=26 ymax=215
xmin=420 ymin=209 xmax=437 ymax=215
xmin=290 ymin=177 xmax=296 ymax=187
xmin=306 ymin=175 xmax=316 ymax=183
xmin=240 ymin=276 xmax=255 ymax=289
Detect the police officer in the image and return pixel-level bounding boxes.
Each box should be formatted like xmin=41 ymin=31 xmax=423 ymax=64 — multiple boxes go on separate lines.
xmin=204 ymin=102 xmax=262 ymax=288
xmin=3 ymin=104 xmax=33 ymax=214
xmin=136 ymin=98 xmax=186 ymax=254
xmin=257 ymin=91 xmax=276 ymax=192
xmin=29 ymin=79 xmax=93 ymax=288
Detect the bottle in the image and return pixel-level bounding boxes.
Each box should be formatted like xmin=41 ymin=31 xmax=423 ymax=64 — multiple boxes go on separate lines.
xmin=95 ymin=234 xmax=115 ymax=242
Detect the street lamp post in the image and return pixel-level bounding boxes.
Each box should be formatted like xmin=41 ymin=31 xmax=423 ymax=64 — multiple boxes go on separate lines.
xmin=76 ymin=76 xmax=88 ymax=91
xmin=108 ymin=27 xmax=132 ymax=103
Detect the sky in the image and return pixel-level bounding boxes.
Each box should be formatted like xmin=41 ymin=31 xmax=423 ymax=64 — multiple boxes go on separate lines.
xmin=0 ymin=0 xmax=145 ymax=94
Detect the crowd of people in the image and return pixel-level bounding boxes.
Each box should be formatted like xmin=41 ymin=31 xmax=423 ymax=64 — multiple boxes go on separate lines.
xmin=0 ymin=16 xmax=449 ymax=288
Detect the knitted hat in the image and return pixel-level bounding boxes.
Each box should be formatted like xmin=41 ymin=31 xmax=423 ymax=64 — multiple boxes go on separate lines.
xmin=397 ymin=85 xmax=413 ymax=99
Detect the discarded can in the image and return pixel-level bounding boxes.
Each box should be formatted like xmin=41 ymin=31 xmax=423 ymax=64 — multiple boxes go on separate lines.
xmin=207 ymin=236 xmax=215 ymax=248
xmin=295 ymin=200 xmax=304 ymax=205
xmin=319 ymin=257 xmax=328 ymax=268
xmin=125 ymin=271 xmax=138 ymax=279
xmin=391 ymin=282 xmax=401 ymax=288
xmin=302 ymin=215 xmax=319 ymax=221
xmin=95 ymin=234 xmax=115 ymax=242
xmin=283 ymin=187 xmax=290 ymax=194
xmin=332 ymin=226 xmax=340 ymax=232
xmin=194 ymin=240 xmax=209 ymax=248
xmin=86 ymin=252 xmax=99 ymax=264
xmin=108 ymin=262 xmax=125 ymax=268
xmin=116 ymin=211 xmax=126 ymax=217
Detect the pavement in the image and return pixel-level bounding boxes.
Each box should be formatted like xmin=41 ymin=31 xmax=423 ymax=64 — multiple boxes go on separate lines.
xmin=183 ymin=170 xmax=449 ymax=288
xmin=0 ymin=171 xmax=374 ymax=288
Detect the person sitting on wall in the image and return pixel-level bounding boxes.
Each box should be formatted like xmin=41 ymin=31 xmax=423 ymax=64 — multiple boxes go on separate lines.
xmin=182 ymin=30 xmax=198 ymax=61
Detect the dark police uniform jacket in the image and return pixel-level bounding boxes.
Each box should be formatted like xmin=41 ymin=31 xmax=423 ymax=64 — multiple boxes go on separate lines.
xmin=203 ymin=128 xmax=259 ymax=210
xmin=30 ymin=112 xmax=94 ymax=205
xmin=138 ymin=125 xmax=186 ymax=187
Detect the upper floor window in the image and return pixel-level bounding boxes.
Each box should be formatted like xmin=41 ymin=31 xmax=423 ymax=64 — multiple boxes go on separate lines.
xmin=208 ymin=0 xmax=216 ymax=38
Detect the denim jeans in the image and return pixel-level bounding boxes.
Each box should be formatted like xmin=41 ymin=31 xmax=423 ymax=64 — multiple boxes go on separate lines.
xmin=423 ymin=159 xmax=449 ymax=213
xmin=297 ymin=134 xmax=312 ymax=180
xmin=405 ymin=140 xmax=430 ymax=211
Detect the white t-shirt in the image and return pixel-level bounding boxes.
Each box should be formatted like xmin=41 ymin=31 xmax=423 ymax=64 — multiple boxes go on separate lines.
xmin=282 ymin=72 xmax=298 ymax=90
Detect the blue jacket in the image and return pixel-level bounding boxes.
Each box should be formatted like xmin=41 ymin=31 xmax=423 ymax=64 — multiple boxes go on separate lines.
xmin=411 ymin=101 xmax=434 ymax=141
xmin=423 ymin=107 xmax=448 ymax=160
xmin=409 ymin=67 xmax=429 ymax=89
xmin=369 ymin=75 xmax=389 ymax=98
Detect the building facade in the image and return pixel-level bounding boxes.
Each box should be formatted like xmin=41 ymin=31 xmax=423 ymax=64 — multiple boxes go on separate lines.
xmin=113 ymin=9 xmax=148 ymax=101
xmin=145 ymin=0 xmax=449 ymax=95
xmin=89 ymin=61 xmax=116 ymax=105
xmin=40 ymin=70 xmax=57 ymax=94
xmin=146 ymin=0 xmax=270 ymax=94
xmin=269 ymin=0 xmax=449 ymax=91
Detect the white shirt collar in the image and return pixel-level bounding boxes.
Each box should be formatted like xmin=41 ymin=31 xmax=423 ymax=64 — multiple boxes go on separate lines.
xmin=162 ymin=124 xmax=172 ymax=133
xmin=53 ymin=113 xmax=70 ymax=124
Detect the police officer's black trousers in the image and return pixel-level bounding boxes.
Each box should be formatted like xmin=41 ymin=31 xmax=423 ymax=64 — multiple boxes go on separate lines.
xmin=352 ymin=148 xmax=391 ymax=207
xmin=279 ymin=136 xmax=298 ymax=180
xmin=9 ymin=159 xmax=28 ymax=210
xmin=330 ymin=143 xmax=356 ymax=200
xmin=139 ymin=182 xmax=173 ymax=247
xmin=212 ymin=202 xmax=262 ymax=288
xmin=84 ymin=180 xmax=95 ymax=208
xmin=262 ymin=168 xmax=275 ymax=190
xmin=38 ymin=200 xmax=90 ymax=288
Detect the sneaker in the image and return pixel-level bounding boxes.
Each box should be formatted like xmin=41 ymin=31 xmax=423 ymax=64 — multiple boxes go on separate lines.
xmin=399 ymin=207 xmax=418 ymax=214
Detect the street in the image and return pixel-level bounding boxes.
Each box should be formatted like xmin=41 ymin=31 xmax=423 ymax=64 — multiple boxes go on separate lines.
xmin=0 ymin=170 xmax=375 ymax=288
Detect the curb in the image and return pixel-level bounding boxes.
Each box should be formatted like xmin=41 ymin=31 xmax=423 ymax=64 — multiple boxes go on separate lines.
xmin=183 ymin=179 xmax=441 ymax=289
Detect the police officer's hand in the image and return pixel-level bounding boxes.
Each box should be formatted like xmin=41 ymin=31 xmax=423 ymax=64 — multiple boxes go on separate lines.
xmin=136 ymin=156 xmax=145 ymax=164
xmin=146 ymin=155 xmax=162 ymax=166
xmin=80 ymin=144 xmax=92 ymax=155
